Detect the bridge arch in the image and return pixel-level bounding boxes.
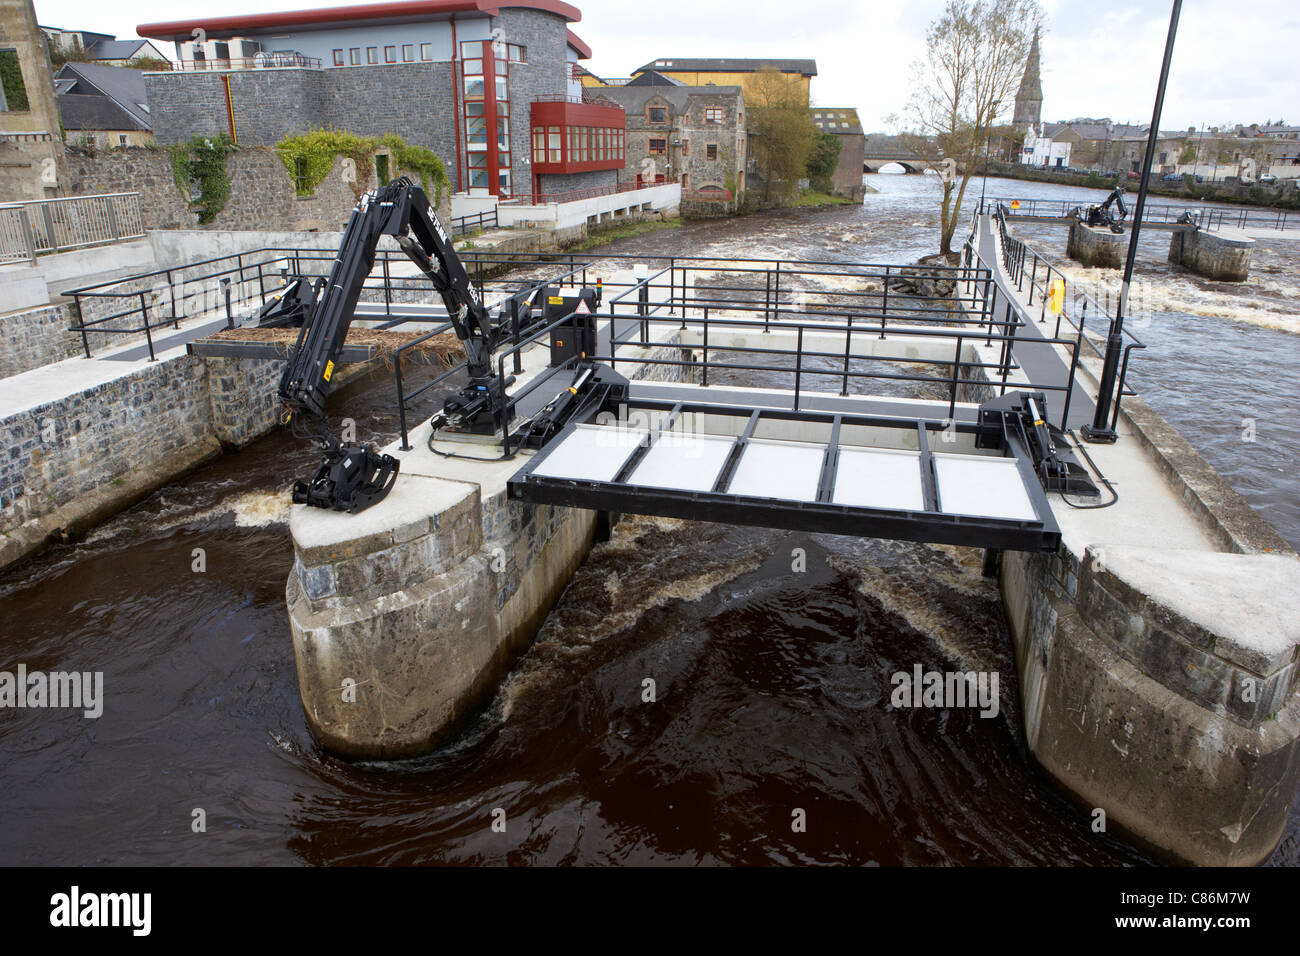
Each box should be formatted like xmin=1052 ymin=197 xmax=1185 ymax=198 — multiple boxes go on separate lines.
xmin=864 ymin=160 xmax=923 ymax=174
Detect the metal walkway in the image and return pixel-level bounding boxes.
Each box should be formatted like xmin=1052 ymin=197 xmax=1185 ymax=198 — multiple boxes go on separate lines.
xmin=508 ymin=397 xmax=1063 ymax=552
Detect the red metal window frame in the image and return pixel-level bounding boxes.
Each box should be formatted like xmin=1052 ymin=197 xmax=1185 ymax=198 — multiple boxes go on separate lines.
xmin=461 ymin=39 xmax=511 ymax=196
xmin=528 ymin=100 xmax=626 ymax=175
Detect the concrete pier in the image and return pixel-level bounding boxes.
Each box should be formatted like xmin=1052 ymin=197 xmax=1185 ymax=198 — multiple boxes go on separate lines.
xmin=975 ymin=214 xmax=1299 ymax=864
xmin=1169 ymin=227 xmax=1255 ymax=281
xmin=1065 ymin=220 xmax=1126 ymax=269
xmin=285 ymin=268 xmax=688 ymax=757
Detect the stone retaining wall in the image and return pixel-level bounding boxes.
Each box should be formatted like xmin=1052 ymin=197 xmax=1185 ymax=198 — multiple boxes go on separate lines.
xmin=0 ymin=353 xmax=290 ymax=569
xmin=0 ymin=304 xmax=78 ymax=379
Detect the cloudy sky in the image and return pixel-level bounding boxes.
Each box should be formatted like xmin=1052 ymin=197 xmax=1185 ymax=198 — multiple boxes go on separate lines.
xmin=33 ymin=0 xmax=1300 ymax=132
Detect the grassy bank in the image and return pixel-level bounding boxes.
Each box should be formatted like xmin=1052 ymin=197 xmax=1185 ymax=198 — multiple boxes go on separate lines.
xmin=787 ymin=190 xmax=858 ymax=209
xmin=561 ymin=217 xmax=682 ymax=252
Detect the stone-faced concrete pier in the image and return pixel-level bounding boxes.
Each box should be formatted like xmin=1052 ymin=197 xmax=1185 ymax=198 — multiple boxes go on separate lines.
xmin=1066 ymin=220 xmax=1126 ymax=269
xmin=975 ymin=213 xmax=1299 ymax=865
xmin=285 ymin=268 xmax=688 ymax=757
xmin=1168 ymin=226 xmax=1255 ymax=281
xmin=1065 ymin=216 xmax=1255 ymax=281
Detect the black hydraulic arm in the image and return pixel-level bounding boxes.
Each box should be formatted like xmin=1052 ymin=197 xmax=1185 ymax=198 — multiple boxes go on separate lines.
xmin=278 ymin=176 xmax=493 ymax=512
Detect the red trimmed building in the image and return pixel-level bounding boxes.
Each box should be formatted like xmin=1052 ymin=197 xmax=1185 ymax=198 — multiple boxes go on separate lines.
xmin=136 ymin=0 xmax=625 ymax=201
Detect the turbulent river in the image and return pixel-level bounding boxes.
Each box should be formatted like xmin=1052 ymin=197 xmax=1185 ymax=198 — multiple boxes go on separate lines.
xmin=1 ymin=174 xmax=1295 ymax=866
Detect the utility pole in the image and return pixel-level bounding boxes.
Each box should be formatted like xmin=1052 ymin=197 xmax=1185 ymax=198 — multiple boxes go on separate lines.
xmin=1083 ymin=0 xmax=1182 ymax=443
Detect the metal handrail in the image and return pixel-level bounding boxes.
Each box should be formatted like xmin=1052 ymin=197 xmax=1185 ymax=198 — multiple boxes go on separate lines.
xmin=985 ymin=206 xmax=1147 ymax=432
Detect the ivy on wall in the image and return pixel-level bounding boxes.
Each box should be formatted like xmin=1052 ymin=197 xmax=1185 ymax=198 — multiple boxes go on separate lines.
xmin=275 ymin=129 xmax=449 ymax=205
xmin=167 ymin=135 xmax=236 ymax=225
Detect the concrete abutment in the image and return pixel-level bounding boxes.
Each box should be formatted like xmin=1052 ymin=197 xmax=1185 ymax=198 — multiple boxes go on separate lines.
xmin=1168 ymin=227 xmax=1254 ymax=282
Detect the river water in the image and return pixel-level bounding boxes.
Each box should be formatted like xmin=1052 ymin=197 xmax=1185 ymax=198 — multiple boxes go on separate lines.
xmin=0 ymin=174 xmax=1295 ymax=866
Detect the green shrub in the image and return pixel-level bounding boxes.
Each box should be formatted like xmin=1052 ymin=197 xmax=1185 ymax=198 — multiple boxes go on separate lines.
xmin=167 ymin=134 xmax=236 ymax=224
xmin=275 ymin=129 xmax=448 ymax=204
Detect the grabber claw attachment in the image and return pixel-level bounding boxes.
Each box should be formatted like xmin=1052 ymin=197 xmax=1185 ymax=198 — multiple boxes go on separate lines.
xmin=291 ymin=445 xmax=400 ymax=513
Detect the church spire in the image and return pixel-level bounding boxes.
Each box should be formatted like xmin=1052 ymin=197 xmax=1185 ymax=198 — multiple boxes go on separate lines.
xmin=1013 ymin=28 xmax=1043 ymax=133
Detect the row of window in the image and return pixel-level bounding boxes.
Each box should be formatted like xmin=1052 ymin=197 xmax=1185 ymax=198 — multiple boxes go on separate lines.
xmin=330 ymin=41 xmax=526 ymax=67
xmin=333 ymin=44 xmax=431 ymax=66
xmin=461 ymin=40 xmax=527 ymax=62
xmin=644 ymin=106 xmax=729 ymax=126
xmin=647 ymin=138 xmax=720 ymax=160
xmin=531 ymin=126 xmax=626 ymax=165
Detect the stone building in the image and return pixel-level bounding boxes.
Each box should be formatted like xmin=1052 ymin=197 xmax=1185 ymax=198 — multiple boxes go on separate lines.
xmin=595 ymin=73 xmax=747 ymax=205
xmin=136 ymin=0 xmax=625 ymax=200
xmin=811 ymin=107 xmax=865 ymax=200
xmin=1 ymin=0 xmax=67 ymax=200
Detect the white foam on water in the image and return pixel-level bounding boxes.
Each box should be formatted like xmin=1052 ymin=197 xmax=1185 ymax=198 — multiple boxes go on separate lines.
xmin=1054 ymin=262 xmax=1300 ymax=335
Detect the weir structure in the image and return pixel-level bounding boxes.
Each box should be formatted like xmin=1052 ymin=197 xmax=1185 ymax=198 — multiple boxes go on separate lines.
xmin=988 ymin=195 xmax=1258 ymax=281
xmin=60 ymin=208 xmax=1279 ymax=863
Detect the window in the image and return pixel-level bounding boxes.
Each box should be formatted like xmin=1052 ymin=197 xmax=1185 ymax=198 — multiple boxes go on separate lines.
xmin=349 ymin=48 xmax=360 ymax=66
xmin=384 ymin=46 xmax=396 ymax=63
xmin=704 ymin=107 xmax=724 ymax=125
xmin=706 ymin=144 xmax=718 ymax=161
xmin=506 ymin=43 xmax=527 ymax=62
xmin=367 ymin=47 xmax=378 ymax=64
xmin=420 ymin=43 xmax=432 ymax=61
xmin=402 ymin=44 xmax=414 ymax=62
xmin=118 ymin=134 xmax=129 ymax=146
xmin=649 ymin=138 xmax=666 ymax=155
xmin=0 ymin=49 xmax=30 ymax=110
xmin=648 ymin=106 xmax=668 ymax=125
xmin=294 ymin=157 xmax=311 ymax=194
xmin=681 ymin=139 xmax=689 ymax=156
xmin=548 ymin=126 xmax=561 ymax=163
xmin=332 ymin=49 xmax=344 ymax=67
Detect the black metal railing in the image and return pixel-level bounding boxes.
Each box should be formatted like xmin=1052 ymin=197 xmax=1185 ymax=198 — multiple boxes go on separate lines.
xmin=980 ymin=195 xmax=1298 ymax=232
xmin=450 ymin=208 xmax=498 ymax=236
xmin=983 ymin=205 xmax=1147 ymax=434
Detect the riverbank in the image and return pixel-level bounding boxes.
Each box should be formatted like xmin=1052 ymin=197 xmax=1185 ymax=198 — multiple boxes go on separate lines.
xmin=978 ymin=161 xmax=1300 ymax=210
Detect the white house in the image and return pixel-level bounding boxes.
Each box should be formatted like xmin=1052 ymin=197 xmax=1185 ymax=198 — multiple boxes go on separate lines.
xmin=1020 ymin=124 xmax=1071 ymax=169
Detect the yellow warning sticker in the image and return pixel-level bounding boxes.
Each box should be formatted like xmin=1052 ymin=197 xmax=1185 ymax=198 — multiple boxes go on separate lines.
xmin=323 ymin=360 xmax=334 ymax=382
xmin=548 ymin=296 xmax=564 ymax=305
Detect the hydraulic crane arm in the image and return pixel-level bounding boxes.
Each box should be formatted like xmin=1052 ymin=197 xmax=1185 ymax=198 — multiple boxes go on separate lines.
xmin=279 ymin=176 xmax=497 ymax=512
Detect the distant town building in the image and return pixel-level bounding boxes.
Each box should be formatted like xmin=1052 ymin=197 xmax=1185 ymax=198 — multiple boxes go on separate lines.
xmin=40 ymin=26 xmax=168 ymax=66
xmin=811 ymin=108 xmax=865 ymax=200
xmin=1012 ymin=29 xmax=1042 ymax=134
xmin=595 ymin=76 xmax=747 ymax=204
xmin=54 ymin=63 xmax=154 ymax=149
xmin=1019 ymin=123 xmax=1070 ymax=169
xmin=630 ymin=57 xmax=816 ymax=105
xmin=136 ymin=0 xmax=624 ymax=200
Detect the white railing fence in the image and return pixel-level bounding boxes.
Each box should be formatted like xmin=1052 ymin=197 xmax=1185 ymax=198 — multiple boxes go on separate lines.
xmin=0 ymin=192 xmax=145 ymax=264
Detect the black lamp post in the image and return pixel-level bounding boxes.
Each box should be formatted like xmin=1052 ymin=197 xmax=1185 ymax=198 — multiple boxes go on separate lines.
xmin=1083 ymin=0 xmax=1182 ymax=443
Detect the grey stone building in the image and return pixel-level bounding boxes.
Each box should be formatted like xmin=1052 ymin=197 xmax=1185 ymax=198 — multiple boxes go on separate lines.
xmin=595 ymin=72 xmax=747 ymax=205
xmin=136 ymin=0 xmax=625 ymax=200
xmin=811 ymin=107 xmax=865 ymax=201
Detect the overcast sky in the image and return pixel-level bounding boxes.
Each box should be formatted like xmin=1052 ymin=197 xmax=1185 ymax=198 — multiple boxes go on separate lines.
xmin=33 ymin=0 xmax=1300 ymax=132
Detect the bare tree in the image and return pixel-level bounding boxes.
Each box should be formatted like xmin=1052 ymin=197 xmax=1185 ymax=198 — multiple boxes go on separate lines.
xmin=905 ymin=0 xmax=1043 ymax=255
